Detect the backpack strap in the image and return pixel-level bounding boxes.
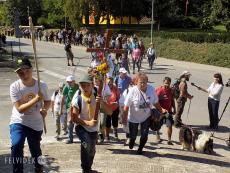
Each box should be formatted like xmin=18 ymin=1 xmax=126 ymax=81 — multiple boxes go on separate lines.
xmin=77 ymin=95 xmax=82 ymax=114
xmin=77 ymin=88 xmax=97 ymax=114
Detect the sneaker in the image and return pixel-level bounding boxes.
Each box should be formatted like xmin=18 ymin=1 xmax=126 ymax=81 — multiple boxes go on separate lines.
xmin=97 ymin=134 xmax=104 ymax=144
xmin=114 ymin=130 xmax=118 ymax=139
xmin=124 ymin=138 xmax=129 ymax=146
xmin=167 ymin=141 xmax=173 ymax=145
xmin=66 ymin=139 xmax=73 ymax=144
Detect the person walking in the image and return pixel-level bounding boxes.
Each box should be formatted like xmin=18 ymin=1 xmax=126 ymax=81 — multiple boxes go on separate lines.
xmin=64 ymin=41 xmax=75 ymax=66
xmin=122 ymin=72 xmax=167 ymax=154
xmin=131 ymin=44 xmax=141 ymax=74
xmin=71 ymin=74 xmax=111 ymax=173
xmin=105 ymin=77 xmax=120 ymax=141
xmin=146 ymin=43 xmax=157 ymax=70
xmin=62 ymin=75 xmax=79 ymax=144
xmin=9 ymin=58 xmax=51 ymax=173
xmin=51 ymin=82 xmax=67 ymax=140
xmin=195 ymin=73 xmax=224 ymax=129
xmin=174 ymin=71 xmax=193 ymax=128
xmin=156 ymin=77 xmax=176 ymax=145
xmin=114 ymin=68 xmax=132 ymax=95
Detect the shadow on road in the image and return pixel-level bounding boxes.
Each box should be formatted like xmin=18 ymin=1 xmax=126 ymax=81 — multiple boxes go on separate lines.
xmin=191 ymin=125 xmax=230 ymax=133
xmin=109 ymin=148 xmax=230 ymax=168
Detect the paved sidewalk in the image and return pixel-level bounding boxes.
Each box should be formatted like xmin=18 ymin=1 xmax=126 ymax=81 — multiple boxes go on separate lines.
xmin=1 ymin=131 xmax=230 ymax=173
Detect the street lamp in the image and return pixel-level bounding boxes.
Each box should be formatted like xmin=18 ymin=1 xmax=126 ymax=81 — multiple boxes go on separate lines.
xmin=27 ymin=6 xmax=30 ymax=18
xmin=151 ymin=0 xmax=154 ymax=44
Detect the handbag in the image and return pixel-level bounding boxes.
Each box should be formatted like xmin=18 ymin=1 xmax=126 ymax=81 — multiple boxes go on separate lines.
xmin=138 ymin=89 xmax=163 ymax=131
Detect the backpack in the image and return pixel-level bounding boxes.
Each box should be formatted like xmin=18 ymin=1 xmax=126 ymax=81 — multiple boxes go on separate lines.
xmin=76 ymin=87 xmax=98 ymax=114
xmin=172 ymin=78 xmax=181 ymax=99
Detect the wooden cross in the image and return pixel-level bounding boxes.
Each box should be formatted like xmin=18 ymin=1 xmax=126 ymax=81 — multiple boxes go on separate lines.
xmin=19 ymin=17 xmax=47 ymax=133
xmin=86 ymin=29 xmax=125 ymax=121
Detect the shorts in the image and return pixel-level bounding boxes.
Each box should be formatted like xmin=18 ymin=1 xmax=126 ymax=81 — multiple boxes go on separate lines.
xmin=161 ymin=113 xmax=174 ymax=127
xmin=98 ymin=111 xmax=107 ymax=133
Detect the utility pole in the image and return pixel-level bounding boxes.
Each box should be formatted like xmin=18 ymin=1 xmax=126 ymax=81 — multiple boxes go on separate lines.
xmin=27 ymin=6 xmax=30 ymax=18
xmin=151 ymin=0 xmax=154 ymax=44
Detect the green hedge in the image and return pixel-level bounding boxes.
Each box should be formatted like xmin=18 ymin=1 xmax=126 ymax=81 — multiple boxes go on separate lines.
xmin=142 ymin=37 xmax=230 ymax=68
xmin=153 ymin=31 xmax=230 ymax=43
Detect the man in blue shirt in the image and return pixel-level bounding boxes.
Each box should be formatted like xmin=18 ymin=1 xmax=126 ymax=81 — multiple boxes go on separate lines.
xmin=115 ymin=68 xmax=132 ymax=95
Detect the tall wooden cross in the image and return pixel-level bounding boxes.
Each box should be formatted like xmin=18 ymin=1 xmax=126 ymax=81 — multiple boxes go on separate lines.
xmin=86 ymin=29 xmax=125 ymax=121
xmin=19 ymin=17 xmax=47 ymax=133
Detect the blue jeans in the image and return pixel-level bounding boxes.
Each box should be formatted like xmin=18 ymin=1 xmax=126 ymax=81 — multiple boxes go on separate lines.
xmin=208 ymin=97 xmax=220 ymax=128
xmin=10 ymin=123 xmax=43 ymax=173
xmin=75 ymin=125 xmax=97 ymax=171
xmin=129 ymin=117 xmax=150 ymax=149
xmin=68 ymin=121 xmax=74 ymax=142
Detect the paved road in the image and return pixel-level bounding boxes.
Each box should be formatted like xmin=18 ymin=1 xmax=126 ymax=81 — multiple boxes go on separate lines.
xmin=0 ymin=37 xmax=229 ymax=172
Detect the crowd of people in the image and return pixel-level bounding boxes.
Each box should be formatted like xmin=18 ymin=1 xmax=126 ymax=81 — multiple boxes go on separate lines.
xmin=9 ymin=42 xmax=226 ymax=173
xmin=20 ymin=29 xmax=157 ymax=73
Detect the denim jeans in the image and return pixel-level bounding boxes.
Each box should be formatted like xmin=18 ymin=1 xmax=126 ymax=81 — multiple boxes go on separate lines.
xmin=129 ymin=117 xmax=150 ymax=148
xmin=68 ymin=121 xmax=74 ymax=142
xmin=67 ymin=108 xmax=74 ymax=141
xmin=75 ymin=125 xmax=97 ymax=171
xmin=208 ymin=97 xmax=220 ymax=128
xmin=10 ymin=123 xmax=43 ymax=173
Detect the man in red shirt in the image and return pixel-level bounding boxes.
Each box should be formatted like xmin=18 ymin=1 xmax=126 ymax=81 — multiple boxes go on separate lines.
xmin=156 ymin=77 xmax=176 ymax=145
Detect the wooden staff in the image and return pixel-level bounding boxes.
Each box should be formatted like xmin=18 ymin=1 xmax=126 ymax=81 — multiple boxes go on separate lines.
xmin=19 ymin=17 xmax=47 ymax=133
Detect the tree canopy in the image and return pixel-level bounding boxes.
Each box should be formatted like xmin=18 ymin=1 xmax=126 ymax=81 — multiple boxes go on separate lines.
xmin=0 ymin=0 xmax=229 ymax=31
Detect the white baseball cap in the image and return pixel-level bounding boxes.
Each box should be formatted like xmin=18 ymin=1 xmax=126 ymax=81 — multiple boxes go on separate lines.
xmin=66 ymin=75 xmax=75 ymax=82
xmin=119 ymin=67 xmax=127 ymax=74
xmin=181 ymin=71 xmax=191 ymax=76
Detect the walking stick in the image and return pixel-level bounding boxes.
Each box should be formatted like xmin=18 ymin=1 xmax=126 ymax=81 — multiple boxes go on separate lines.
xmin=20 ymin=17 xmax=47 ymax=133
xmin=186 ymin=99 xmax=192 ymax=124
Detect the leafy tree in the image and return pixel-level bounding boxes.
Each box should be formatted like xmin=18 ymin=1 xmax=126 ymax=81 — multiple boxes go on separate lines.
xmin=5 ymin=0 xmax=42 ymax=26
xmin=39 ymin=0 xmax=65 ymax=28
